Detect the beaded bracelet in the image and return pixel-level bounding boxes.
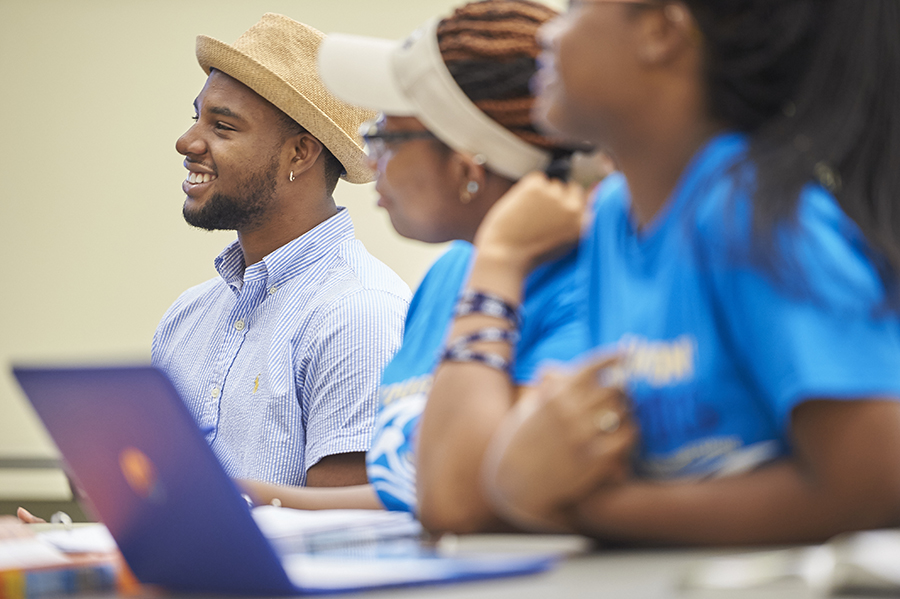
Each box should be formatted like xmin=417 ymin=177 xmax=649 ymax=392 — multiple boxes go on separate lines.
xmin=445 ymin=326 xmax=519 ymax=353
xmin=454 ymin=290 xmax=522 ymax=328
xmin=440 ymin=325 xmax=518 ymax=374
xmin=440 ymin=345 xmax=512 ymax=374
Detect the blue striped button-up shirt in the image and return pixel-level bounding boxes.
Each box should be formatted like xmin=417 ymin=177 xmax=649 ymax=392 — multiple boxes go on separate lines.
xmin=152 ymin=208 xmax=410 ymax=485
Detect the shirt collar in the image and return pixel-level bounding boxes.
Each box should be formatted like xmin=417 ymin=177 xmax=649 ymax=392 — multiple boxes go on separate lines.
xmin=214 ymin=207 xmax=356 ymax=291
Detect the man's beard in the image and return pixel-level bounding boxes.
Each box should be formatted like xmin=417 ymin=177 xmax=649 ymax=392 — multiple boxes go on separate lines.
xmin=182 ymin=155 xmax=279 ymax=231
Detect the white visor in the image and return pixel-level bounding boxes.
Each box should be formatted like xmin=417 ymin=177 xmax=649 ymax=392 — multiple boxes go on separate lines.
xmin=318 ymin=19 xmax=550 ymax=180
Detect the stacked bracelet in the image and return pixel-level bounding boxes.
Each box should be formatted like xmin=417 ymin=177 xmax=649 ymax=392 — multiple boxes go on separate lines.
xmin=445 ymin=327 xmax=519 ymax=352
xmin=440 ymin=326 xmax=519 ymax=374
xmin=454 ymin=290 xmax=522 ymax=328
xmin=441 ymin=346 xmax=512 ymax=373
xmin=441 ymin=291 xmax=522 ymax=374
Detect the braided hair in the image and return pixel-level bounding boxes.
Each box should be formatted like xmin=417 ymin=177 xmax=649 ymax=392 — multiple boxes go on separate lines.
xmin=436 ymin=0 xmax=568 ymax=153
xmin=683 ymin=0 xmax=900 ymax=305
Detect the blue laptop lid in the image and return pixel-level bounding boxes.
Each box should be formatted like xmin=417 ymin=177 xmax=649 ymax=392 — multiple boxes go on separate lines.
xmin=14 ymin=365 xmax=296 ymax=595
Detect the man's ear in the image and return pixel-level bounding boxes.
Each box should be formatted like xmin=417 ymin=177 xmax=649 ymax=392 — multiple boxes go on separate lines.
xmin=635 ymin=2 xmax=700 ymax=66
xmin=286 ymin=132 xmax=324 ymax=180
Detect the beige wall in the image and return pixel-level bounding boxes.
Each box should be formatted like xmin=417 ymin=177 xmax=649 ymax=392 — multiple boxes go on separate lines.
xmin=0 ymin=0 xmax=563 ymax=499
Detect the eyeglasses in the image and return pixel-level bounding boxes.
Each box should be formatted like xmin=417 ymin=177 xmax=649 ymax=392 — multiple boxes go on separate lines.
xmin=359 ymin=120 xmax=437 ymax=163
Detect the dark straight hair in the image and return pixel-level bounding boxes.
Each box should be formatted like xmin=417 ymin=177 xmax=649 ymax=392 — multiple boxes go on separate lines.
xmin=685 ymin=0 xmax=900 ymax=306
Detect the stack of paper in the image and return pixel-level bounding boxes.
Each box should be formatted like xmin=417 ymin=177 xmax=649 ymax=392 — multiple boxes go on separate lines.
xmin=250 ymin=507 xmax=562 ymax=593
xmin=0 ymin=524 xmax=124 ymax=599
xmin=0 ymin=538 xmax=71 ymax=570
xmin=251 ymin=506 xmax=423 ymax=554
xmin=37 ymin=524 xmax=118 ymax=554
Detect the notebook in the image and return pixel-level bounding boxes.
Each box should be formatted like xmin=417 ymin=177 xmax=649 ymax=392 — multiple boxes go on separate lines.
xmin=13 ymin=365 xmax=558 ymax=595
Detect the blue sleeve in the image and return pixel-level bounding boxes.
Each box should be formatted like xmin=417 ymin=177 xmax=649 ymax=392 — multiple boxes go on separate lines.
xmin=406 ymin=242 xmax=473 ymax=332
xmin=514 ymin=248 xmax=591 ymax=384
xmin=704 ymin=185 xmax=900 ymax=429
xmin=380 ymin=242 xmax=472 ymax=387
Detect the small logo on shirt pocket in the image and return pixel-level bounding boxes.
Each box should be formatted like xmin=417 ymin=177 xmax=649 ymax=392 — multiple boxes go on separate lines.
xmin=253 ymin=374 xmax=260 ymax=394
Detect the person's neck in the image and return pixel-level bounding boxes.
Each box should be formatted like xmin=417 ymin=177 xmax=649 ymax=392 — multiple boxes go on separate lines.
xmin=612 ymin=111 xmax=723 ymax=231
xmin=238 ymin=194 xmax=338 ymax=266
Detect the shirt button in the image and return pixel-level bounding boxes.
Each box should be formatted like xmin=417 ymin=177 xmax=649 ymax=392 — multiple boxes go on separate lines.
xmin=268 ymin=286 xmax=277 ymax=295
xmin=211 ymin=387 xmax=220 ymax=399
xmin=234 ymin=319 xmax=245 ymax=331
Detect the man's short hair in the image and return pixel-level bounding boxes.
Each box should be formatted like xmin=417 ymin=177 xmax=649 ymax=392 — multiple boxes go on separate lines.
xmin=275 ymin=110 xmax=343 ymax=195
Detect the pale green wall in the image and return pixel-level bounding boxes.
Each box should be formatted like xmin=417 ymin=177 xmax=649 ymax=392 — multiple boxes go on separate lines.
xmin=0 ymin=0 xmax=563 ymax=500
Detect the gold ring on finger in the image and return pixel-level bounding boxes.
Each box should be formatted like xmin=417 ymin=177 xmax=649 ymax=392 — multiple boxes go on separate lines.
xmin=594 ymin=410 xmax=621 ymax=434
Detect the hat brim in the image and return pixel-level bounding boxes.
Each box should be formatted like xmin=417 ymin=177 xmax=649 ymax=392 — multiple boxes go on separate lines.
xmin=318 ymin=21 xmax=550 ymax=181
xmin=197 ymin=34 xmax=374 ymax=184
xmin=317 ymin=34 xmax=415 ymax=116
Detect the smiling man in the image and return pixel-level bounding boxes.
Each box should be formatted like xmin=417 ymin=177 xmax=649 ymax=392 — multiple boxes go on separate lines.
xmin=152 ymin=14 xmax=410 ymax=489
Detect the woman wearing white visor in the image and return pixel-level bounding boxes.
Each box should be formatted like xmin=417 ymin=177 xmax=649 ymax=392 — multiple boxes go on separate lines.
xmin=241 ymin=0 xmax=626 ymax=530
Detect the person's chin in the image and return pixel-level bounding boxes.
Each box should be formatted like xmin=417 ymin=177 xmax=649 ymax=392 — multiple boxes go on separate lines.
xmin=181 ymin=198 xmax=216 ymax=230
xmin=384 ymin=210 xmax=410 ymax=238
xmin=377 ymin=194 xmax=400 ymax=224
xmin=385 ymin=211 xmax=424 ymax=242
xmin=182 ymin=196 xmax=206 ymax=219
xmin=533 ymin=93 xmax=572 ymax=138
xmin=533 ymin=96 xmax=561 ymax=135
xmin=535 ymin=96 xmax=596 ymax=149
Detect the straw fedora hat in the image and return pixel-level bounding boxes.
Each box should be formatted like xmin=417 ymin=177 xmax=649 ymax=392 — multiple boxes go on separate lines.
xmin=196 ymin=13 xmax=376 ymax=184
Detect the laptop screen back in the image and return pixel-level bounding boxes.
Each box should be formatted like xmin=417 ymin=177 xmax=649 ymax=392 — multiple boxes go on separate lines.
xmin=14 ymin=365 xmax=295 ymax=595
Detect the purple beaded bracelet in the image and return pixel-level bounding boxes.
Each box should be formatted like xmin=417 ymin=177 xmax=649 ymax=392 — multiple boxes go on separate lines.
xmin=440 ymin=345 xmax=512 ymax=374
xmin=454 ymin=290 xmax=522 ymax=328
xmin=445 ymin=327 xmax=519 ymax=352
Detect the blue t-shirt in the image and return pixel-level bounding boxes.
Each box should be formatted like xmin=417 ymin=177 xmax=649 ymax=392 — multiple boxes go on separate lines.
xmin=367 ymin=241 xmax=588 ymax=512
xmin=582 ymin=132 xmax=900 ymax=479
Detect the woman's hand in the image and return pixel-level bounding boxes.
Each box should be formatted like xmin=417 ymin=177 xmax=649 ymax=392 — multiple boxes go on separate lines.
xmin=482 ymin=354 xmax=637 ymax=531
xmin=16 ymin=507 xmax=47 ymax=524
xmin=474 ymin=172 xmax=590 ymax=274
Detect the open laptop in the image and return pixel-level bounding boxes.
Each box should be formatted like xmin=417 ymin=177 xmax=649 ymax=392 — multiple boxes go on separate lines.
xmin=13 ymin=365 xmax=558 ymax=595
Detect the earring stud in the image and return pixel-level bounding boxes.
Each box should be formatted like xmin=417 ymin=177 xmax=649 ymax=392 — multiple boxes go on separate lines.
xmin=289 ymin=171 xmax=295 ymax=182
xmin=460 ymin=180 xmax=479 ymax=204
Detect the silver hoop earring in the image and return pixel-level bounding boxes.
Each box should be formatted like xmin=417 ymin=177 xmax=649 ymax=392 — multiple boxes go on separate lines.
xmin=289 ymin=171 xmax=295 ymax=182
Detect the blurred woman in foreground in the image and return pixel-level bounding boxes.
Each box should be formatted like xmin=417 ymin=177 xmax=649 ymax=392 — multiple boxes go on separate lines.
xmin=428 ymin=0 xmax=900 ymax=543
